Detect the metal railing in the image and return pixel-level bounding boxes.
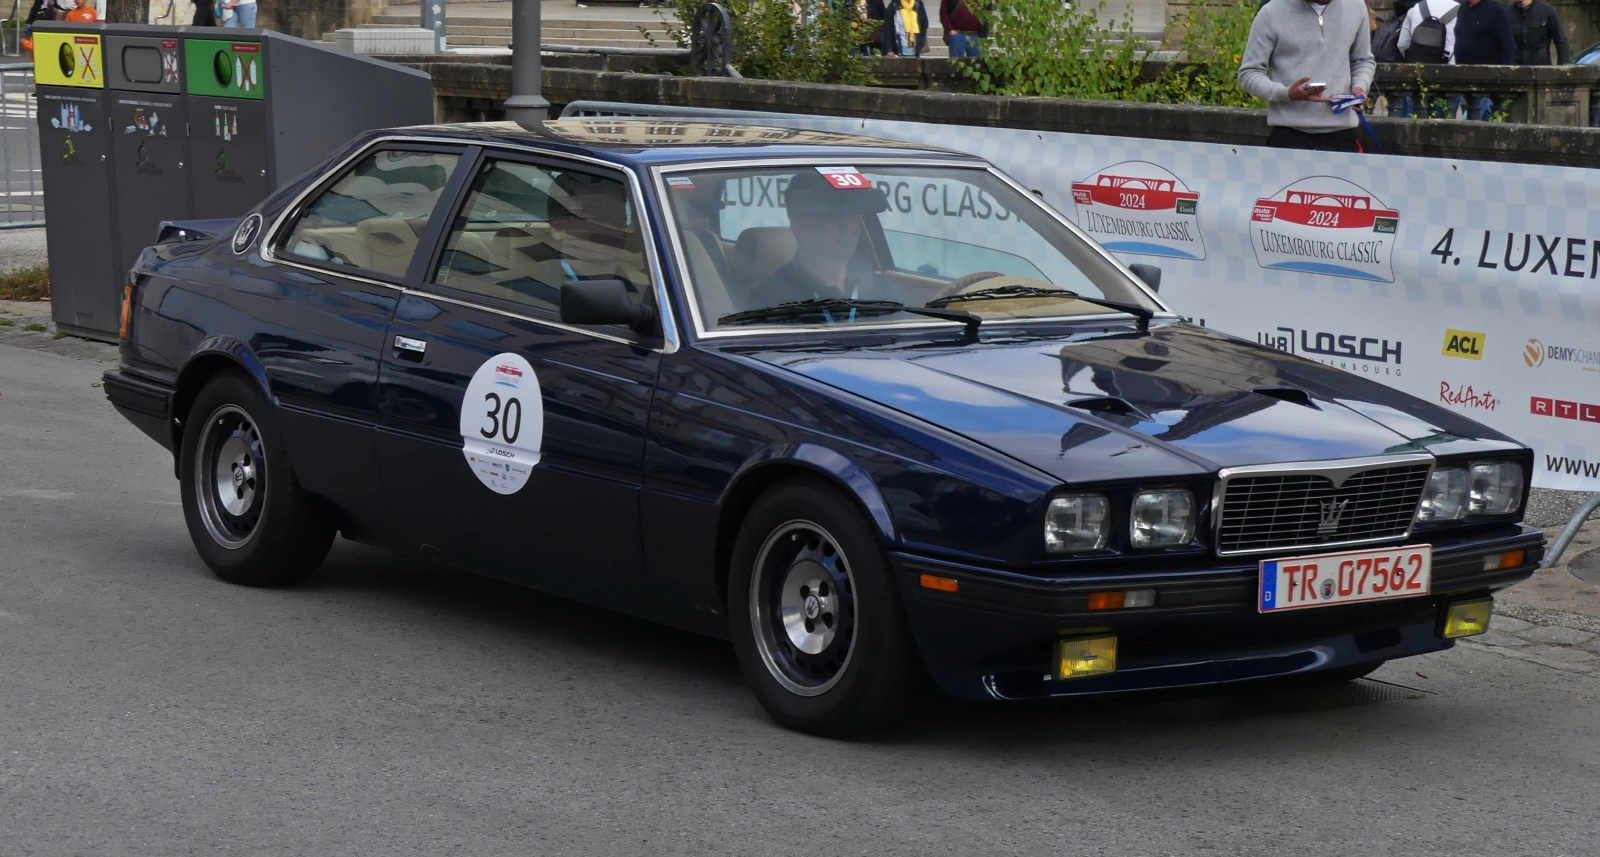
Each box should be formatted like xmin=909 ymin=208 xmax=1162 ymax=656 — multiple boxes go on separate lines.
xmin=1 ymin=0 xmax=23 ymax=56
xmin=0 ymin=62 xmax=42 ymax=228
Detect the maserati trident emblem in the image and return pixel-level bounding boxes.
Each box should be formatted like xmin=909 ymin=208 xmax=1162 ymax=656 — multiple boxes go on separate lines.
xmin=1317 ymin=499 xmax=1350 ymax=534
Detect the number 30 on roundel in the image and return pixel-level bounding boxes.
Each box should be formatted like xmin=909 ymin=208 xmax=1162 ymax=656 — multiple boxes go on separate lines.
xmin=459 ymin=353 xmax=544 ymax=495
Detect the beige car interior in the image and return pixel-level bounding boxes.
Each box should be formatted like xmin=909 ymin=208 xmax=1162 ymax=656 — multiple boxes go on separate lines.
xmin=435 ymin=166 xmax=653 ymax=312
xmin=284 ymin=156 xmax=457 ymax=279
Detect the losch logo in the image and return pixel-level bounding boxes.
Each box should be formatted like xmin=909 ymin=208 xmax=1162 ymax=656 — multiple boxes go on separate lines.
xmin=1251 ymin=177 xmax=1398 ymax=282
xmin=1441 ymin=329 xmax=1485 ymax=360
xmin=1530 ymin=397 xmax=1600 ymax=422
xmin=1257 ymin=325 xmax=1402 ymax=376
xmin=1439 ymin=381 xmax=1497 ymax=411
xmin=1521 ymin=338 xmax=1600 ymax=372
xmin=1071 ymin=162 xmax=1206 ymax=260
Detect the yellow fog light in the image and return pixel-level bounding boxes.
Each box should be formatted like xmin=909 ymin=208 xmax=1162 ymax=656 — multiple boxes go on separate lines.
xmin=1442 ymin=599 xmax=1493 ymax=639
xmin=1057 ymin=634 xmax=1117 ymax=680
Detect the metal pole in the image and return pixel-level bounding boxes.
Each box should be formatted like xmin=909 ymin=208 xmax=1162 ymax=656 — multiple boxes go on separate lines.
xmin=1542 ymin=493 xmax=1600 ymax=568
xmin=421 ymin=0 xmax=448 ymax=54
xmin=504 ymin=0 xmax=550 ymax=129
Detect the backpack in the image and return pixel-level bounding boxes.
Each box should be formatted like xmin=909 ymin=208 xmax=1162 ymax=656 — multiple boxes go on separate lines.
xmin=1372 ymin=16 xmax=1405 ymax=63
xmin=1404 ymin=0 xmax=1458 ymax=64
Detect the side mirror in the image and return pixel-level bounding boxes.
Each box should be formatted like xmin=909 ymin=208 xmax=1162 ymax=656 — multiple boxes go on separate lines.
xmin=1128 ymin=263 xmax=1162 ymax=293
xmin=559 ymin=278 xmax=659 ymax=335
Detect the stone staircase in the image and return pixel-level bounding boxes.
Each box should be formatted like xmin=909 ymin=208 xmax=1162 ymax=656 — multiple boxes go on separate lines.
xmin=346 ymin=7 xmax=949 ymax=57
xmin=358 ymin=12 xmax=675 ymax=49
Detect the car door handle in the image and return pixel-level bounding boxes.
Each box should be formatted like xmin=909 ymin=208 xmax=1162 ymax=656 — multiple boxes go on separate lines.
xmin=393 ymin=335 xmax=428 ymax=361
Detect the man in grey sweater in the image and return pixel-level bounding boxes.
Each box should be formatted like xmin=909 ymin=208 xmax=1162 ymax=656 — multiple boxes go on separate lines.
xmin=1237 ymin=0 xmax=1378 ymax=152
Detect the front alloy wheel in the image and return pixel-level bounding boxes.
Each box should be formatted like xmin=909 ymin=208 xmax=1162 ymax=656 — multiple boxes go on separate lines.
xmin=750 ymin=520 xmax=859 ymax=697
xmin=728 ymin=477 xmax=919 ymax=737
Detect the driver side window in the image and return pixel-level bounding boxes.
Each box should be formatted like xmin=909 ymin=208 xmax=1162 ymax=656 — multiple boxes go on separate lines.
xmin=280 ymin=149 xmax=461 ymax=279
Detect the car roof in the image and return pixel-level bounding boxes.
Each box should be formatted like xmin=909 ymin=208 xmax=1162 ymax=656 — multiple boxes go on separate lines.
xmin=387 ymin=119 xmax=984 ymax=167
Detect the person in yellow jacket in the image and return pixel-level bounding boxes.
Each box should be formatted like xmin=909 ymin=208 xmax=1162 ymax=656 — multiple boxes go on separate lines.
xmin=880 ymin=0 xmax=929 ymax=56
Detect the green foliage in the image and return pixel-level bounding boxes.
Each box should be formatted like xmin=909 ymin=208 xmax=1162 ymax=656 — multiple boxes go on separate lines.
xmin=0 ymin=265 xmax=49 ymax=301
xmin=660 ymin=0 xmax=875 ymax=86
xmin=963 ymin=0 xmax=1156 ymax=100
xmin=1150 ymin=0 xmax=1264 ymax=108
xmin=962 ymin=0 xmax=1265 ymax=108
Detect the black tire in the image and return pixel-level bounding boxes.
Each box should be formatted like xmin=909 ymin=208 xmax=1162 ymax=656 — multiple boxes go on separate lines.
xmin=727 ymin=477 xmax=918 ymax=737
xmin=178 ymin=370 xmax=334 ymax=586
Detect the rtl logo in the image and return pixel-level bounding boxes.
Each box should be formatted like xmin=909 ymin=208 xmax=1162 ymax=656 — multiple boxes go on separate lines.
xmin=1530 ymin=397 xmax=1600 ymax=422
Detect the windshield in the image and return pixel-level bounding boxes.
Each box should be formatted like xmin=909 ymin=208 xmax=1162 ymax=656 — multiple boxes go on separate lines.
xmin=663 ymin=164 xmax=1158 ymax=332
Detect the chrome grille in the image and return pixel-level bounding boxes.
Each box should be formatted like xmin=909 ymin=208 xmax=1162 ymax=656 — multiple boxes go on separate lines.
xmin=1216 ymin=460 xmax=1432 ymax=556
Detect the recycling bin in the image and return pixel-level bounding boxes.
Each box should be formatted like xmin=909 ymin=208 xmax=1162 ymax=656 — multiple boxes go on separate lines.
xmin=106 ymin=32 xmax=189 ymax=283
xmin=34 ymin=22 xmax=434 ymax=339
xmin=31 ymin=24 xmax=121 ymax=338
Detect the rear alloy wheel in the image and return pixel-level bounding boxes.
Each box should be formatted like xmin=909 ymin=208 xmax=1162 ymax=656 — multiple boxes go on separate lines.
xmin=729 ymin=478 xmax=918 ymax=737
xmin=179 ymin=371 xmax=334 ymax=586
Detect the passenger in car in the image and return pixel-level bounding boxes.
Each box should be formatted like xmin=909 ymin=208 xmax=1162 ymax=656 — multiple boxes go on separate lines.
xmin=744 ymin=171 xmax=895 ymax=311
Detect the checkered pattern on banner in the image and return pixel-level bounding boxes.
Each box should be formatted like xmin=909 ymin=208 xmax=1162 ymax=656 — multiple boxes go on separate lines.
xmin=759 ymin=114 xmax=1600 ymax=490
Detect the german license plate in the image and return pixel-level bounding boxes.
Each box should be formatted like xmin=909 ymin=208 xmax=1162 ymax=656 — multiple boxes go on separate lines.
xmin=1259 ymin=545 xmax=1432 ymax=612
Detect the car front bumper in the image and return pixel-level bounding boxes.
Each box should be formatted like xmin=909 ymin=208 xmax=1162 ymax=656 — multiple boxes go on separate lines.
xmin=892 ymin=526 xmax=1544 ymax=701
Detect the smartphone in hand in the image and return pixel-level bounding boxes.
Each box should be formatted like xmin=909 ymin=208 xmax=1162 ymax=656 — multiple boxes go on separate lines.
xmin=1304 ymin=81 xmax=1328 ymax=93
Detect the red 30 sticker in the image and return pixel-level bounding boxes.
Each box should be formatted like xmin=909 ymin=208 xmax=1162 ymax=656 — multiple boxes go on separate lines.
xmin=816 ymin=166 xmax=873 ymax=190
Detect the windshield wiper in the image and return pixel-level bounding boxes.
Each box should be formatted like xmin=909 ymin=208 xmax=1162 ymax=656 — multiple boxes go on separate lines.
xmin=719 ymin=298 xmax=982 ymax=338
xmin=927 ymin=285 xmax=1154 ymax=331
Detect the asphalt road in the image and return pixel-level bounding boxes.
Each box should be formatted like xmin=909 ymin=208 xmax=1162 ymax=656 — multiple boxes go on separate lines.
xmin=3 ymin=338 xmax=1599 ymax=857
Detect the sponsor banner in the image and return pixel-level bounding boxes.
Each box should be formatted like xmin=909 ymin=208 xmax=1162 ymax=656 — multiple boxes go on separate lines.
xmin=720 ymin=112 xmax=1600 ymax=490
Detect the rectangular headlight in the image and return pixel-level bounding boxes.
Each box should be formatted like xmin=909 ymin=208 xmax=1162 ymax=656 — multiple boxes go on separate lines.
xmin=1415 ymin=468 xmax=1468 ymax=523
xmin=1469 ymin=462 xmax=1524 ymax=516
xmin=1130 ymin=490 xmax=1195 ymax=549
xmin=1046 ymin=494 xmax=1109 ymax=553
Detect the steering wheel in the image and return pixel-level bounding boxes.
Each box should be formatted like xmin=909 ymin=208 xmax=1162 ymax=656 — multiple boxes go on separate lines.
xmin=928 ymin=271 xmax=1007 ymax=303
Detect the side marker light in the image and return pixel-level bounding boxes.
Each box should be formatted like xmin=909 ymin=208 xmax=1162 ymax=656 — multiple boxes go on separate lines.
xmin=1058 ymin=634 xmax=1117 ymax=680
xmin=1482 ymin=550 xmax=1526 ymax=571
xmin=1086 ymin=589 xmax=1156 ymax=610
xmin=1442 ymin=599 xmax=1493 ymax=639
xmin=119 ymin=283 xmax=133 ymax=340
xmin=919 ymin=574 xmax=958 ymax=593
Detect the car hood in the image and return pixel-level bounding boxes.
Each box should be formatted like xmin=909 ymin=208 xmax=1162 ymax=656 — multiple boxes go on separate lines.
xmin=746 ymin=323 xmax=1516 ymax=486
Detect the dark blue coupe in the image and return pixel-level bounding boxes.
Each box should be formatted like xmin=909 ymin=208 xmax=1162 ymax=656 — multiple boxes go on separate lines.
xmin=104 ymin=120 xmax=1543 ymax=736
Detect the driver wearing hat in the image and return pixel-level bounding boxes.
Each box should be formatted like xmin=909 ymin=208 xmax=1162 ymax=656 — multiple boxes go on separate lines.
xmin=746 ymin=170 xmax=894 ymax=310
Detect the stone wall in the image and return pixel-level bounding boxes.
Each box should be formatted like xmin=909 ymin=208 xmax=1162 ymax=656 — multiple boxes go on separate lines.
xmin=397 ymin=58 xmax=1600 ymax=167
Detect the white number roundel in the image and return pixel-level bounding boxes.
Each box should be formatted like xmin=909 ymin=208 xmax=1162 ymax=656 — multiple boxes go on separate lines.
xmin=460 ymin=353 xmax=544 ymax=495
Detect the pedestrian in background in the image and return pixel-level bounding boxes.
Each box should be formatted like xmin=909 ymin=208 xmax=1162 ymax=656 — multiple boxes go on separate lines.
xmin=1506 ymin=0 xmax=1570 ymax=65
xmin=1238 ymin=0 xmax=1377 ymax=152
xmin=221 ymin=0 xmax=258 ymax=28
xmin=882 ymin=0 xmax=928 ymax=56
xmin=1398 ymin=0 xmax=1458 ymax=63
xmin=1452 ymin=0 xmax=1515 ymax=119
xmin=940 ymin=0 xmax=985 ymax=58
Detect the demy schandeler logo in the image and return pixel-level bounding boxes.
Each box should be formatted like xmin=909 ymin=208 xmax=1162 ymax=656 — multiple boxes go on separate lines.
xmin=1251 ymin=176 xmax=1399 ymax=282
xmin=1071 ymin=162 xmax=1205 ymax=260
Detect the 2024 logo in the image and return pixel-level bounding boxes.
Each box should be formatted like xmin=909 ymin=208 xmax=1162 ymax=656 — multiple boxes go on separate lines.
xmin=1251 ymin=177 xmax=1399 ymax=282
xmin=1071 ymin=162 xmax=1206 ymax=261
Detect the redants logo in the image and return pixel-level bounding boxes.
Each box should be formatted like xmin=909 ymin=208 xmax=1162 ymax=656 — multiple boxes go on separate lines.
xmin=495 ymin=365 xmax=523 ymax=377
xmin=1439 ymin=381 xmax=1497 ymax=411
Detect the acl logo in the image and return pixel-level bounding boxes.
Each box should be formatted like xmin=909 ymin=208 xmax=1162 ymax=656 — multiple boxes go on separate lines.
xmin=1441 ymin=329 xmax=1485 ymax=360
xmin=1530 ymin=397 xmax=1600 ymax=422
